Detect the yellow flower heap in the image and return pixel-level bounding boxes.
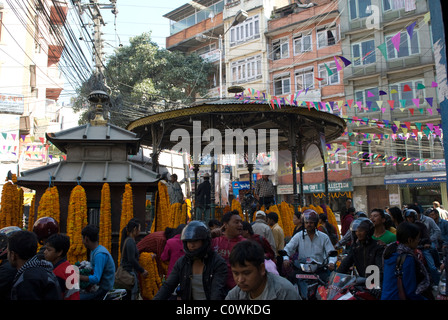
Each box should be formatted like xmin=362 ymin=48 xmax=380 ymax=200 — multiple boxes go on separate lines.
xmin=99 ymin=183 xmax=112 ymax=253
xmin=118 ymin=183 xmax=134 ymax=264
xmin=139 ymin=252 xmax=162 ymax=300
xmin=0 ymin=175 xmax=23 ymax=228
xmin=67 ymin=185 xmax=88 ymax=264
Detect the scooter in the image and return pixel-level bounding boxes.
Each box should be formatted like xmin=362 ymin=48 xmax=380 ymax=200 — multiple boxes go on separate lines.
xmin=318 ymin=271 xmax=379 ymax=300
xmin=293 ymin=250 xmax=338 ymax=300
xmin=436 ymin=246 xmax=448 ymax=300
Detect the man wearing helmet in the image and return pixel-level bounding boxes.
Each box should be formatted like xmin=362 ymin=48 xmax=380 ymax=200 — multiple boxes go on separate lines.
xmin=153 ymin=221 xmax=228 ymax=300
xmin=32 ymin=217 xmax=59 ymax=260
xmin=337 ymin=219 xmax=384 ymax=279
xmin=281 ymin=209 xmax=337 ymax=274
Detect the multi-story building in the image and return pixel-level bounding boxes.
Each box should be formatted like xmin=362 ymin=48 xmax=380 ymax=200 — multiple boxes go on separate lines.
xmin=265 ymin=0 xmax=351 ymax=210
xmin=0 ymin=0 xmax=68 ymax=197
xmin=339 ymin=0 xmax=444 ymax=212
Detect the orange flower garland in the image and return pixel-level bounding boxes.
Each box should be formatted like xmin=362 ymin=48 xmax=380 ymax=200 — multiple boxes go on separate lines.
xmin=66 ymin=185 xmax=88 ymax=264
xmin=118 ymin=183 xmax=134 ymax=265
xmin=139 ymin=252 xmax=162 ymax=300
xmin=279 ymin=201 xmax=294 ymax=238
xmin=152 ymin=181 xmax=170 ymax=233
xmin=0 ymin=181 xmax=22 ymax=228
xmin=231 ymin=198 xmax=244 ymax=221
xmin=27 ymin=194 xmax=36 ymax=231
xmin=36 ymin=186 xmax=60 ymax=223
xmin=99 ymin=183 xmax=112 ymax=253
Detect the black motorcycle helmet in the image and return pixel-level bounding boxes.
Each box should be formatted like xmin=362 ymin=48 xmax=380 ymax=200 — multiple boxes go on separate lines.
xmin=181 ymin=221 xmax=211 ymax=259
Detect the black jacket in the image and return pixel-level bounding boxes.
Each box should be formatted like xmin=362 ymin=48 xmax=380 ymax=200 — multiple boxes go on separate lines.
xmin=337 ymin=239 xmax=384 ymax=278
xmin=11 ymin=255 xmax=62 ymax=300
xmin=153 ymin=249 xmax=227 ymax=300
xmin=196 ymin=180 xmax=211 ymax=206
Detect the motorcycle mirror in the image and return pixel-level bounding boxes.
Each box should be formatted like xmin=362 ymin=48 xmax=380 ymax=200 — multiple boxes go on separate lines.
xmin=328 ymin=250 xmax=338 ymax=257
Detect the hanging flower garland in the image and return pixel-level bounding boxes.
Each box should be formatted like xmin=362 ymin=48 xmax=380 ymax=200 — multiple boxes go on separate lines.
xmin=231 ymin=199 xmax=244 ymax=221
xmin=66 ymin=185 xmax=88 ymax=264
xmin=139 ymin=252 xmax=162 ymax=300
xmin=118 ymin=183 xmax=134 ymax=265
xmin=27 ymin=194 xmax=36 ymax=231
xmin=99 ymin=183 xmax=112 ymax=253
xmin=279 ymin=201 xmax=294 ymax=238
xmin=170 ymin=202 xmax=183 ymax=228
xmin=0 ymin=180 xmax=21 ymax=229
xmin=152 ymin=181 xmax=170 ymax=233
xmin=36 ymin=186 xmax=60 ymax=223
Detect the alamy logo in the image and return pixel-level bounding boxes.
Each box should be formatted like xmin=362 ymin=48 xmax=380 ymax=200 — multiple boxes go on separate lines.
xmin=170 ymin=120 xmax=279 ymax=171
xmin=65 ymin=265 xmax=80 ymax=290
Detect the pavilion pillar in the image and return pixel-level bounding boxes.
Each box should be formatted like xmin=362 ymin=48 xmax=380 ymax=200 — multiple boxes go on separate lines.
xmin=193 ymin=163 xmax=200 ymax=220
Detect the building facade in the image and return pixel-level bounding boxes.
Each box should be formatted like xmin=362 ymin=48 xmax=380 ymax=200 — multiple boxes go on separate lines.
xmin=339 ymin=0 xmax=444 ymax=212
xmin=0 ymin=0 xmax=69 ymax=194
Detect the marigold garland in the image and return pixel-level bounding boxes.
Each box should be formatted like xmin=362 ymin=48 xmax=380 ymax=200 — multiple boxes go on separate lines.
xmin=118 ymin=183 xmax=134 ymax=265
xmin=231 ymin=198 xmax=244 ymax=221
xmin=0 ymin=181 xmax=22 ymax=228
xmin=99 ymin=183 xmax=112 ymax=253
xmin=151 ymin=182 xmax=170 ymax=233
xmin=36 ymin=186 xmax=60 ymax=223
xmin=27 ymin=194 xmax=36 ymax=231
xmin=139 ymin=252 xmax=162 ymax=300
xmin=66 ymin=185 xmax=88 ymax=264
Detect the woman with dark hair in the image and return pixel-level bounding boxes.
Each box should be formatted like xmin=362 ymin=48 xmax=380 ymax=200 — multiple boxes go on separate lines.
xmin=120 ymin=218 xmax=148 ymax=300
xmin=161 ymin=224 xmax=186 ymax=277
xmin=292 ymin=211 xmax=303 ymax=236
xmin=381 ymin=222 xmax=432 ymax=300
xmin=388 ymin=206 xmax=404 ymax=228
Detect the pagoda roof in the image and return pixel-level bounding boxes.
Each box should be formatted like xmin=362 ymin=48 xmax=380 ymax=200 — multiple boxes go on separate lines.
xmin=17 ymin=160 xmax=160 ymax=187
xmin=46 ymin=122 xmax=141 ymax=154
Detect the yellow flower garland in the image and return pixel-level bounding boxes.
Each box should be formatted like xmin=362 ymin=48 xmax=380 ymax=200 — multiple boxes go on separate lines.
xmin=0 ymin=181 xmax=22 ymax=228
xmin=36 ymin=186 xmax=60 ymax=224
xmin=27 ymin=194 xmax=36 ymax=231
xmin=139 ymin=252 xmax=162 ymax=300
xmin=66 ymin=185 xmax=88 ymax=264
xmin=152 ymin=182 xmax=170 ymax=233
xmin=118 ymin=183 xmax=134 ymax=265
xmin=99 ymin=183 xmax=112 ymax=253
xmin=231 ymin=198 xmax=244 ymax=221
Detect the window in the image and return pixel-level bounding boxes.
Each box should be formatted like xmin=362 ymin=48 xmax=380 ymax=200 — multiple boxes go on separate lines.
xmin=349 ymin=0 xmax=372 ymax=20
xmin=231 ymin=55 xmax=262 ymax=84
xmin=352 ymin=39 xmax=376 ymax=66
xmin=389 ymin=79 xmax=425 ymax=108
xmin=318 ymin=62 xmax=339 ymax=86
xmin=385 ymin=30 xmax=419 ymax=59
xmin=272 ymin=38 xmax=289 ymax=60
xmin=383 ymin=0 xmax=405 ymax=11
xmin=229 ymin=15 xmax=260 ymax=47
xmin=354 ymin=87 xmax=379 ymax=113
xmin=317 ymin=25 xmax=340 ymax=48
xmin=329 ymin=149 xmax=348 ymax=171
xmin=293 ymin=33 xmax=312 ymax=54
xmin=295 ymin=67 xmax=314 ymax=90
xmin=273 ymin=73 xmax=291 ymax=96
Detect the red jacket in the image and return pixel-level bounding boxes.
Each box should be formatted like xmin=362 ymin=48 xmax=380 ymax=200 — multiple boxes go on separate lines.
xmin=211 ymin=235 xmax=246 ymax=290
xmin=53 ymin=259 xmax=80 ymax=300
xmin=161 ymin=234 xmax=185 ymax=277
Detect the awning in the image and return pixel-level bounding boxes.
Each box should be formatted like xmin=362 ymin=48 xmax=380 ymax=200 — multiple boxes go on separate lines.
xmin=384 ymin=171 xmax=446 ymax=185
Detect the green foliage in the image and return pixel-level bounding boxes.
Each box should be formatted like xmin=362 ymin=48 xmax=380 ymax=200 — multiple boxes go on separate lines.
xmin=73 ymin=32 xmax=215 ymax=127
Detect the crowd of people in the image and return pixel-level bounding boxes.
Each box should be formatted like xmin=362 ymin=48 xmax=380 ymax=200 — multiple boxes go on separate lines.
xmin=1 ymin=197 xmax=448 ymax=301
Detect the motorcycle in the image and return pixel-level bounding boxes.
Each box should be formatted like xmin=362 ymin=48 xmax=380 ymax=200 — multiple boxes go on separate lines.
xmin=318 ymin=271 xmax=378 ymax=300
xmin=436 ymin=246 xmax=448 ymax=300
xmin=292 ymin=250 xmax=338 ymax=300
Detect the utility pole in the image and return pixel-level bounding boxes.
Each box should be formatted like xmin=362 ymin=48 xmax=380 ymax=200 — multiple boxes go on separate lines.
xmin=72 ymin=0 xmax=117 ymax=78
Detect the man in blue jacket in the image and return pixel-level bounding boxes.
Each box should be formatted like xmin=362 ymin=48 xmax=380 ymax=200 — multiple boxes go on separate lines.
xmin=79 ymin=225 xmax=115 ymax=300
xmin=381 ymin=222 xmax=432 ymax=300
